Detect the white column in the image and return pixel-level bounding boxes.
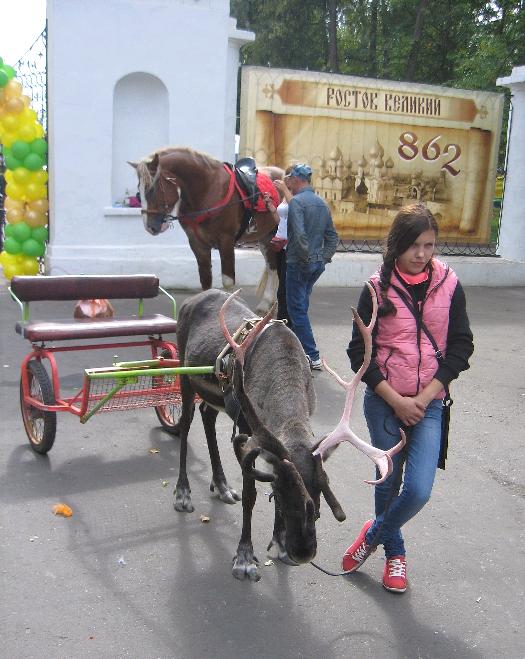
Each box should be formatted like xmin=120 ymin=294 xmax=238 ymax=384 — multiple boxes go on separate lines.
xmin=497 ymin=66 xmax=525 ymax=262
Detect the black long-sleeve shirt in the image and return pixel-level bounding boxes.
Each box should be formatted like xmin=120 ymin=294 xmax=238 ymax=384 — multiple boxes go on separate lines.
xmin=347 ymin=279 xmax=474 ymax=391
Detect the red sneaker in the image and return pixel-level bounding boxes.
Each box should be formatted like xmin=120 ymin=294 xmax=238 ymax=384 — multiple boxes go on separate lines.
xmin=342 ymin=519 xmax=375 ymax=572
xmin=383 ymin=555 xmax=407 ymax=593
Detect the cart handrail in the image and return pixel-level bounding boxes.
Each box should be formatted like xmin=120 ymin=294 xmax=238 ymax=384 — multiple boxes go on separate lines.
xmin=85 ymin=365 xmax=214 ymax=379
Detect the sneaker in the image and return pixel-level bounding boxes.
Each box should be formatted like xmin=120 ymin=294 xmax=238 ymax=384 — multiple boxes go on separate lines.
xmin=308 ymin=357 xmax=323 ymax=371
xmin=383 ymin=555 xmax=407 ymax=593
xmin=342 ymin=519 xmax=375 ymax=572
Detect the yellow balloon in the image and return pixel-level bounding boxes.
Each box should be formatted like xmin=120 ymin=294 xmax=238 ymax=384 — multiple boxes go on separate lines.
xmin=5 ymin=182 xmax=24 ymax=200
xmin=1 ymin=251 xmax=20 ymax=266
xmin=1 ymin=131 xmax=16 ymax=147
xmin=17 ymin=123 xmax=37 ymax=142
xmin=20 ymin=256 xmax=40 ymax=276
xmin=4 ymin=80 xmax=23 ymax=100
xmin=35 ymin=123 xmax=44 ymax=138
xmin=5 ymin=170 xmax=14 ymax=184
xmin=1 ymin=114 xmax=18 ymax=131
xmin=6 ymin=207 xmax=25 ymax=224
xmin=6 ymin=97 xmax=24 ymax=114
xmin=2 ymin=263 xmax=19 ymax=280
xmin=13 ymin=167 xmax=32 ymax=185
xmin=33 ymin=169 xmax=49 ymax=185
xmin=25 ymin=182 xmax=47 ymax=201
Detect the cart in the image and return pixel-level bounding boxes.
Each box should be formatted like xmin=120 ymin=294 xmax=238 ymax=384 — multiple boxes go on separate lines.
xmin=9 ymin=274 xmax=213 ymax=454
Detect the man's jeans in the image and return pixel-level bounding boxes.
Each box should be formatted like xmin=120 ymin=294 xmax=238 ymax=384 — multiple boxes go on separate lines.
xmin=286 ymin=261 xmax=325 ymax=361
xmin=363 ymin=387 xmax=443 ymax=558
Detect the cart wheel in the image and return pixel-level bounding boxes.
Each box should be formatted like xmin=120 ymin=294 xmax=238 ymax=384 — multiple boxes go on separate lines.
xmin=20 ymin=360 xmax=57 ymax=454
xmin=154 ymin=349 xmax=182 ymax=435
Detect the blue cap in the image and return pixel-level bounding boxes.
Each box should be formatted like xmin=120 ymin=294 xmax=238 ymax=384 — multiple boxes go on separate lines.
xmin=288 ymin=163 xmax=312 ymax=180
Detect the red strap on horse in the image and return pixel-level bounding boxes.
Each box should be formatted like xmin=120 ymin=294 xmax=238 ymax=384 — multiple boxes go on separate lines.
xmin=179 ymin=164 xmax=236 ymax=228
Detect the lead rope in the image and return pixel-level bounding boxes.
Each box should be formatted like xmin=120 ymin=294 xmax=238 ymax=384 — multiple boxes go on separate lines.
xmin=310 ymin=436 xmax=408 ymax=577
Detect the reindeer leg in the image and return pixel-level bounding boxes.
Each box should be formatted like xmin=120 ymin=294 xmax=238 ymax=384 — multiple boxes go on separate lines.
xmin=174 ymin=375 xmax=196 ymax=512
xmin=267 ymin=506 xmax=298 ymax=566
xmin=232 ymin=474 xmax=260 ymax=581
xmin=200 ymin=402 xmax=240 ymax=504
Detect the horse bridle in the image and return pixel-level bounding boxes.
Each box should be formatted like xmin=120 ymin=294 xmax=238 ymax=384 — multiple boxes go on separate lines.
xmin=141 ymin=170 xmax=181 ymax=225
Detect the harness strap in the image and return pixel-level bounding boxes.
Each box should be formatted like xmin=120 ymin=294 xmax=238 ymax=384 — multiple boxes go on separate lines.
xmin=179 ymin=164 xmax=237 ymax=227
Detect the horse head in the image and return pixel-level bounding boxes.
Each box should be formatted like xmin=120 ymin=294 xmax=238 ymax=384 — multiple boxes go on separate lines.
xmin=129 ymin=152 xmax=181 ymax=236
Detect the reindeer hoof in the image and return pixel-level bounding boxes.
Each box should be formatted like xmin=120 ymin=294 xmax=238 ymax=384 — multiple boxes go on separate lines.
xmin=267 ymin=539 xmax=298 ymax=566
xmin=232 ymin=555 xmax=260 ymax=581
xmin=174 ymin=487 xmax=194 ymax=513
xmin=210 ymin=481 xmax=240 ymax=504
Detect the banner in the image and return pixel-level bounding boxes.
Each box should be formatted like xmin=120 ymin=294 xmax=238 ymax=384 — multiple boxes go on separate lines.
xmin=239 ymin=67 xmax=504 ymax=243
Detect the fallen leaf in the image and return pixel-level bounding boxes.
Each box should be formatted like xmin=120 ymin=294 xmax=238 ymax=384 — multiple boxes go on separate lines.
xmin=200 ymin=515 xmax=210 ymax=523
xmin=264 ymin=560 xmax=274 ymax=566
xmin=161 ymin=480 xmax=169 ymax=487
xmin=148 ymin=448 xmax=160 ymax=454
xmin=52 ymin=503 xmax=73 ymax=517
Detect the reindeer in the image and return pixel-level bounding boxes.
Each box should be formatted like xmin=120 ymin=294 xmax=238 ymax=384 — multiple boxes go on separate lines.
xmin=173 ymin=286 xmax=404 ymax=581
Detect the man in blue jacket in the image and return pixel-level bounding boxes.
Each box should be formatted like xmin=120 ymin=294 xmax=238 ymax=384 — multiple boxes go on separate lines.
xmin=285 ymin=163 xmax=339 ymax=370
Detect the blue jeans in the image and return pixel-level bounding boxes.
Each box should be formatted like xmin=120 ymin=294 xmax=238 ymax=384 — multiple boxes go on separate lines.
xmin=363 ymin=387 xmax=443 ymax=558
xmin=285 ymin=261 xmax=325 ymax=361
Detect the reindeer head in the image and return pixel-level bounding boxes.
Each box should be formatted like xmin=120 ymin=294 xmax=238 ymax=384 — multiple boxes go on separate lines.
xmin=219 ymin=291 xmax=345 ymax=564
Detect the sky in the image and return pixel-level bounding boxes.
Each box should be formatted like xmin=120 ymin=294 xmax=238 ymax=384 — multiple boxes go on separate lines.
xmin=0 ymin=0 xmax=46 ymax=65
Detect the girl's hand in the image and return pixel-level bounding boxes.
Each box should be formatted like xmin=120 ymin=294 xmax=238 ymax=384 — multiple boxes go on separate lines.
xmin=393 ymin=397 xmax=426 ymax=426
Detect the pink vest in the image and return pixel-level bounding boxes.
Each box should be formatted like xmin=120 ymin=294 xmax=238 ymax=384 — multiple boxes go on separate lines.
xmin=370 ymin=259 xmax=457 ymax=398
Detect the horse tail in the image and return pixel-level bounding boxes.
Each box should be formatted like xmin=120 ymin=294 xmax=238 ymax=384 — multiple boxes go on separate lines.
xmin=256 ymin=267 xmax=268 ymax=299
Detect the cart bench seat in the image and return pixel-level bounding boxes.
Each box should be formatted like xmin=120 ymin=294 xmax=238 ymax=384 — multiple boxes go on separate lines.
xmin=10 ymin=274 xmax=178 ymax=343
xmin=16 ymin=315 xmax=178 ymax=342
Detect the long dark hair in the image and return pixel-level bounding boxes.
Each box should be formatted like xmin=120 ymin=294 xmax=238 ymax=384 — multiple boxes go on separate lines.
xmin=378 ymin=203 xmax=439 ymax=317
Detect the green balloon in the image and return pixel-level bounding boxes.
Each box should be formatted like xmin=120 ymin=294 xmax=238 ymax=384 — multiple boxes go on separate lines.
xmin=4 ymin=153 xmax=23 ymax=170
xmin=31 ymin=138 xmax=48 ymax=156
xmin=22 ymin=238 xmax=46 ymax=258
xmin=4 ymin=224 xmax=15 ymax=237
xmin=0 ymin=69 xmax=8 ymax=87
xmin=12 ymin=141 xmax=31 ymax=160
xmin=23 ymin=153 xmax=45 ymax=171
xmin=4 ymin=237 xmax=22 ymax=255
xmin=31 ymin=226 xmax=49 ymax=243
xmin=12 ymin=222 xmax=32 ymax=243
xmin=0 ymin=57 xmax=3 ymax=66
xmin=4 ymin=64 xmax=16 ymax=80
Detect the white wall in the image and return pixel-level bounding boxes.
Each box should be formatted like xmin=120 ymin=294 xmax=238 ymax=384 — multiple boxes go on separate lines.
xmin=497 ymin=66 xmax=525 ymax=263
xmin=46 ymin=0 xmax=254 ymax=281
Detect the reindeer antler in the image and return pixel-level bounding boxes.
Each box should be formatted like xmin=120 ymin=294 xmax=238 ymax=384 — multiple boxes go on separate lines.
xmin=313 ymin=283 xmax=406 ymax=485
xmin=219 ymin=290 xmax=275 ymax=367
xmin=219 ymin=291 xmax=290 ymax=467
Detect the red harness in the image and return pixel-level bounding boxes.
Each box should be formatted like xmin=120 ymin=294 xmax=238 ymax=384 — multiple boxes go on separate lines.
xmin=178 ymin=164 xmax=278 ymax=241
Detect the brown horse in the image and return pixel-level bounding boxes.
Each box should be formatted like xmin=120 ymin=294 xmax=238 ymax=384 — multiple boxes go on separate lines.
xmin=130 ymin=147 xmax=283 ymax=313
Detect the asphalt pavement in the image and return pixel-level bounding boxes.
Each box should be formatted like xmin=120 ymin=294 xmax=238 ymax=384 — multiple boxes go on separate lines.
xmin=0 ymin=283 xmax=524 ymax=659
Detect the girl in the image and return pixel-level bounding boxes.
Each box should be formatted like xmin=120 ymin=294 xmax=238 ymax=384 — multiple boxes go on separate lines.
xmin=343 ymin=203 xmax=474 ymax=593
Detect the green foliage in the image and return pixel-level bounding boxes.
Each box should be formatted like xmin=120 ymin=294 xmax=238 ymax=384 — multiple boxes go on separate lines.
xmin=230 ymin=0 xmax=524 ymax=167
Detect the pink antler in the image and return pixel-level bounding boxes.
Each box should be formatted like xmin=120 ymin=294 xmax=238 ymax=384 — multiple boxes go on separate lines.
xmin=219 ymin=290 xmax=276 ymax=367
xmin=313 ymin=283 xmax=406 ymax=485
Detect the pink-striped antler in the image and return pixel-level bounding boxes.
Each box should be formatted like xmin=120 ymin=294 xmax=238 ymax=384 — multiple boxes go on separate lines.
xmin=313 ymin=283 xmax=406 ymax=485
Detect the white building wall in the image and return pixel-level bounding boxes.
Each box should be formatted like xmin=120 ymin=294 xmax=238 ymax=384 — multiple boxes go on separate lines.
xmin=45 ymin=0 xmax=254 ymax=283
xmin=497 ymin=66 xmax=525 ymax=264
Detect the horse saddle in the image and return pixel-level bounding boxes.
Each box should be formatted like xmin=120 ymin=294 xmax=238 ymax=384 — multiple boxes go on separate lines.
xmin=234 ymin=158 xmax=259 ymax=209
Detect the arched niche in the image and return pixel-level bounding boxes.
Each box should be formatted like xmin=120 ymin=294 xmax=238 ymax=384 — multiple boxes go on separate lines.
xmin=112 ymin=72 xmax=169 ymax=204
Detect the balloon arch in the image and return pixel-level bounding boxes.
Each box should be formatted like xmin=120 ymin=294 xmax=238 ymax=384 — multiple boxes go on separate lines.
xmin=0 ymin=55 xmax=48 ymax=280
